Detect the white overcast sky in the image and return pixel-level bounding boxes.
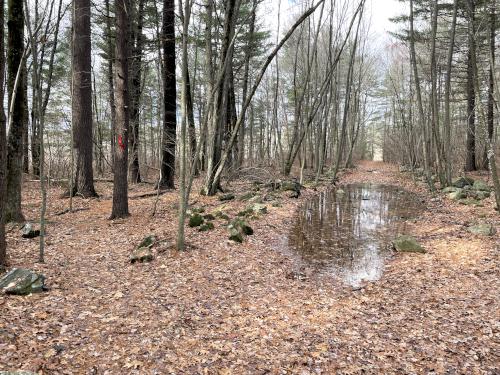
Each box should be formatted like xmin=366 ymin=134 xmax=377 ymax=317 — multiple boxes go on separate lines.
xmin=261 ymin=0 xmax=406 ymax=46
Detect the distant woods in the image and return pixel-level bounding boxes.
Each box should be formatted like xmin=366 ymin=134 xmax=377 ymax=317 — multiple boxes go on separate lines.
xmin=385 ymin=0 xmax=499 ymax=196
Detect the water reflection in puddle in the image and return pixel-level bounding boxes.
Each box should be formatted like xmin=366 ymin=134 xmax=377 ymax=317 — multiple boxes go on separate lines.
xmin=288 ymin=184 xmax=422 ymax=286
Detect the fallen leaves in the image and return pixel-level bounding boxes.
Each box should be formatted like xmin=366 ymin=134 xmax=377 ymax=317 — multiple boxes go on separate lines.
xmin=0 ymin=163 xmax=498 ymax=373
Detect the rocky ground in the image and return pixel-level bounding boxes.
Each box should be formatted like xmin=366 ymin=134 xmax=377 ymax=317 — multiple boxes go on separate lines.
xmin=0 ymin=161 xmax=498 ymax=374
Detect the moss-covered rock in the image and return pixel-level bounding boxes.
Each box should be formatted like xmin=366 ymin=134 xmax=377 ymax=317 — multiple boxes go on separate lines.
xmin=238 ymin=192 xmax=256 ymax=201
xmin=392 ymin=235 xmax=425 ymax=253
xmin=0 ymin=268 xmax=46 ymax=295
xmin=228 ymin=227 xmax=244 ymax=243
xmin=130 ymin=247 xmax=153 ymax=263
xmin=448 ymin=190 xmax=465 ymax=200
xmin=137 ymin=235 xmax=157 ymax=249
xmin=452 ymin=176 xmax=474 ymax=188
xmin=231 ymin=218 xmax=254 ymax=235
xmin=467 ymin=224 xmax=496 ymax=236
xmin=203 ymin=213 xmax=216 ymax=221
xmin=472 ymin=180 xmax=490 ymax=192
xmin=218 ymin=193 xmax=235 ymax=201
xmin=21 ymin=223 xmax=40 ymax=239
xmin=199 ymin=222 xmax=215 ymax=232
xmin=228 ymin=218 xmax=254 ymax=242
xmin=470 ymin=190 xmax=491 ymax=200
xmin=189 ymin=213 xmax=204 ymax=227
xmin=459 ymin=198 xmax=481 ymax=206
xmin=442 ymin=186 xmax=460 ymax=194
xmin=248 ymin=203 xmax=267 ymax=215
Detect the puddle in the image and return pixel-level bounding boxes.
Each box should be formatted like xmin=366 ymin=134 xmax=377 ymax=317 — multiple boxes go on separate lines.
xmin=288 ymin=184 xmax=423 ymax=286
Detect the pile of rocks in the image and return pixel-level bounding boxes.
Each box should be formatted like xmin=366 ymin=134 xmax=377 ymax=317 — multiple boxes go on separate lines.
xmin=443 ymin=177 xmax=491 ymax=205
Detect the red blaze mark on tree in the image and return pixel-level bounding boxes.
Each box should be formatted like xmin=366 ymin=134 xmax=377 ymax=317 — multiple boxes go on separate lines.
xmin=118 ymin=135 xmax=125 ymax=151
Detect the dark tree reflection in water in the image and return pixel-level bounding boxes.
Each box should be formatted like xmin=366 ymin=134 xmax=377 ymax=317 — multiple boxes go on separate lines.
xmin=288 ymin=184 xmax=422 ymax=286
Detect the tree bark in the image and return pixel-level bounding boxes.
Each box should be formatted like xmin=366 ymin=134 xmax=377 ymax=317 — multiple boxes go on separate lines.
xmin=129 ymin=0 xmax=145 ymax=183
xmin=159 ymin=0 xmax=177 ymax=189
xmin=465 ymin=0 xmax=477 ymax=172
xmin=104 ymin=0 xmax=116 ymax=171
xmin=0 ymin=0 xmax=7 ymax=268
xmin=5 ymin=0 xmax=26 ymax=222
xmin=443 ymin=0 xmax=458 ymax=184
xmin=72 ymin=0 xmax=97 ymax=197
xmin=110 ymin=0 xmax=130 ymax=219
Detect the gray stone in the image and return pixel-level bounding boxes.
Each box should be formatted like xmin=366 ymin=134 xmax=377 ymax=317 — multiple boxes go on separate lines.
xmin=442 ymin=186 xmax=459 ymax=194
xmin=0 ymin=268 xmax=46 ymax=295
xmin=218 ymin=193 xmax=235 ymax=201
xmin=238 ymin=192 xmax=255 ymax=201
xmin=448 ymin=190 xmax=466 ymax=200
xmin=130 ymin=247 xmax=153 ymax=263
xmin=199 ymin=222 xmax=215 ymax=232
xmin=21 ymin=223 xmax=40 ymax=239
xmin=137 ymin=235 xmax=156 ymax=249
xmin=452 ymin=176 xmax=474 ymax=188
xmin=472 ymin=180 xmax=490 ymax=192
xmin=471 ymin=191 xmax=491 ymax=200
xmin=228 ymin=227 xmax=243 ymax=243
xmin=0 ymin=372 xmax=38 ymax=375
xmin=467 ymin=224 xmax=496 ymax=236
xmin=392 ymin=235 xmax=425 ymax=253
xmin=248 ymin=203 xmax=267 ymax=215
xmin=231 ymin=218 xmax=254 ymax=235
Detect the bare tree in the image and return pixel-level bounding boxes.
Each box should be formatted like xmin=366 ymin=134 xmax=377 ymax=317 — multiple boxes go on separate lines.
xmin=159 ymin=0 xmax=177 ymax=189
xmin=0 ymin=0 xmax=7 ymax=269
xmin=72 ymin=0 xmax=97 ymax=197
xmin=5 ymin=0 xmax=27 ymax=222
xmin=110 ymin=0 xmax=130 ymax=219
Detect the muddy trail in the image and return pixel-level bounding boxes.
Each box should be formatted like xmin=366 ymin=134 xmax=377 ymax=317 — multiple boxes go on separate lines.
xmin=1 ymin=161 xmax=498 ymax=374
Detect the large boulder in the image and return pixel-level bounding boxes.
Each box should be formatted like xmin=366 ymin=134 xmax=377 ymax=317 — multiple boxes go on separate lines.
xmin=392 ymin=235 xmax=425 ymax=253
xmin=467 ymin=224 xmax=496 ymax=236
xmin=280 ymin=180 xmax=301 ymax=198
xmin=472 ymin=180 xmax=490 ymax=192
xmin=0 ymin=268 xmax=46 ymax=295
xmin=452 ymin=176 xmax=474 ymax=189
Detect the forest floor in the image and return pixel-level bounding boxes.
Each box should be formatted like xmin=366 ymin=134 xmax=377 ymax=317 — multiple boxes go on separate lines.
xmin=0 ymin=161 xmax=499 ymax=374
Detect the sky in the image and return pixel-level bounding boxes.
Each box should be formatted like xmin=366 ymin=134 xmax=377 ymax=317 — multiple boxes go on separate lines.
xmin=261 ymin=0 xmax=407 ymax=46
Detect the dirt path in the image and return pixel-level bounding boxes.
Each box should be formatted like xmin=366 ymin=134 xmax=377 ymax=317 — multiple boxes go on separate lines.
xmin=1 ymin=162 xmax=498 ymax=374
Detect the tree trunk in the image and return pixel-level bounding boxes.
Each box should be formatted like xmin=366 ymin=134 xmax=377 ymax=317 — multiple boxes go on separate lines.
xmin=129 ymin=0 xmax=145 ymax=183
xmin=72 ymin=0 xmax=97 ymax=197
xmin=186 ymin=69 xmax=198 ymax=176
xmin=483 ymin=3 xmax=495 ymax=170
xmin=443 ymin=0 xmax=458 ymax=185
xmin=409 ymin=0 xmax=434 ymax=190
xmin=110 ymin=0 xmax=130 ymax=219
xmin=237 ymin=0 xmax=257 ymax=167
xmin=105 ymin=0 xmax=116 ymax=171
xmin=204 ymin=0 xmax=239 ymax=195
xmin=159 ymin=0 xmax=177 ymax=189
xmin=0 ymin=0 xmax=7 ymax=268
xmin=5 ymin=0 xmax=26 ymax=223
xmin=465 ymin=0 xmax=477 ymax=172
